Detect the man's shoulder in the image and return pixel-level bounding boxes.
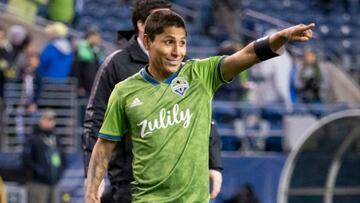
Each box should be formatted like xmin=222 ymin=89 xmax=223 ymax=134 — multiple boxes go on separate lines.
xmin=102 ymin=45 xmax=146 ymax=72
xmin=106 ymin=49 xmax=131 ymax=63
xmin=114 ymin=72 xmax=143 ymax=90
xmin=187 ymin=56 xmax=225 ymax=68
xmin=97 ymin=49 xmax=134 ymax=76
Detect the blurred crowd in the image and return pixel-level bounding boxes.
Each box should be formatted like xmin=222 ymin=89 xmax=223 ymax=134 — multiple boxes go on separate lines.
xmin=215 ymin=38 xmax=332 ymax=108
xmin=0 ymin=21 xmax=105 ymax=202
xmin=0 ymin=22 xmax=104 ymax=116
xmin=0 ymin=22 xmax=336 ymax=124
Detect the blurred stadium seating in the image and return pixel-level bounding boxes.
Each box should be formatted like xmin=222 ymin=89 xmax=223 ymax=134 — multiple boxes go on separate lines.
xmin=1 ymin=79 xmax=79 ymax=153
xmin=71 ymin=0 xmax=360 ymax=80
xmin=0 ymin=0 xmax=360 ymax=202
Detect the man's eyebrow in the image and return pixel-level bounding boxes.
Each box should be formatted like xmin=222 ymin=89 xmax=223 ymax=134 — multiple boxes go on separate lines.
xmin=162 ymin=35 xmax=186 ymax=40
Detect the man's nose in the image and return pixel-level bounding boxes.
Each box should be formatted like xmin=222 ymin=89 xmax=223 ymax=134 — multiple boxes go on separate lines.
xmin=171 ymin=44 xmax=181 ymax=57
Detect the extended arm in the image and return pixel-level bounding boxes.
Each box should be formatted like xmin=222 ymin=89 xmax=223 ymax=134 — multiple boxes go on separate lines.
xmin=85 ymin=138 xmax=117 ymax=203
xmin=221 ymin=23 xmax=315 ymax=81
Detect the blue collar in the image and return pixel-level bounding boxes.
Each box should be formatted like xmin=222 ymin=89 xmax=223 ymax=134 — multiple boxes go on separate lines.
xmin=140 ymin=66 xmax=180 ymax=85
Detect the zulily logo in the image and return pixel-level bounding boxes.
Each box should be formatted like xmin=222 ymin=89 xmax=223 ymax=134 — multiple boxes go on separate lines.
xmin=137 ymin=104 xmax=192 ymax=138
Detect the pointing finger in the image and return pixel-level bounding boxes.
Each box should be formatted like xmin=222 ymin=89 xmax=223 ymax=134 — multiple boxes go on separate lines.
xmin=302 ymin=23 xmax=315 ymax=31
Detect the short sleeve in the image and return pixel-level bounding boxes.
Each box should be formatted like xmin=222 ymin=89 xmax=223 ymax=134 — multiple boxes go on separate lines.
xmin=191 ymin=56 xmax=228 ymax=96
xmin=98 ymin=87 xmax=127 ymax=141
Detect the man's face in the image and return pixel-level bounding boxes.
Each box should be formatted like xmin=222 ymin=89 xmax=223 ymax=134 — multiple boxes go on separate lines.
xmin=89 ymin=34 xmax=102 ymax=46
xmin=39 ymin=117 xmax=56 ymax=130
xmin=26 ymin=55 xmax=39 ymax=72
xmin=145 ymin=26 xmax=186 ymax=76
xmin=304 ymin=51 xmax=317 ymax=65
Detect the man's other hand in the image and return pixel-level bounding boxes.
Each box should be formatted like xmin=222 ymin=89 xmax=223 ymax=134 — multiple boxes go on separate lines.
xmin=209 ymin=169 xmax=222 ymax=199
xmin=84 ymin=178 xmax=105 ymax=199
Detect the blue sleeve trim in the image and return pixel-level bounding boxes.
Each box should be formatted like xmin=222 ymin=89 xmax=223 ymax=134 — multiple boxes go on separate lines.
xmin=98 ymin=133 xmax=122 ymax=141
xmin=216 ymin=56 xmax=231 ymax=83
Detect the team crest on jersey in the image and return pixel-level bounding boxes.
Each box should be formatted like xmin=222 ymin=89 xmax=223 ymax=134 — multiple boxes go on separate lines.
xmin=171 ymin=77 xmax=189 ymax=97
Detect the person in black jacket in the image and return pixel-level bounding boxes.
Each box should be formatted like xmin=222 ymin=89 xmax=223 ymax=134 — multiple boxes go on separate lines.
xmin=82 ymin=0 xmax=223 ymax=202
xmin=72 ymin=28 xmax=104 ymax=98
xmin=22 ymin=109 xmax=65 ymax=203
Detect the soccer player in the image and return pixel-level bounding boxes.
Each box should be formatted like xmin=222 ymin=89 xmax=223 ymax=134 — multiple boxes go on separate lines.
xmin=85 ymin=10 xmax=314 ymax=203
xmin=82 ymin=1 xmax=222 ymax=202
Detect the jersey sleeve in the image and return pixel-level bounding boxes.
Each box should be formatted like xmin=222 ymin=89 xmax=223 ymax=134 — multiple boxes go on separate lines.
xmin=98 ymin=86 xmax=127 ymax=141
xmin=191 ymin=55 xmax=228 ymax=96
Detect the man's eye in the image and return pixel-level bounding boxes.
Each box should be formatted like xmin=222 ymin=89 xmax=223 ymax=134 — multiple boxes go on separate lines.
xmin=165 ymin=40 xmax=172 ymax=45
xmin=179 ymin=41 xmax=186 ymax=46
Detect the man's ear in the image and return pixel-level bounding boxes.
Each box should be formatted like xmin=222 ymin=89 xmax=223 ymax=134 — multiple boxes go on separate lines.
xmin=137 ymin=20 xmax=145 ymax=34
xmin=143 ymin=34 xmax=150 ymax=50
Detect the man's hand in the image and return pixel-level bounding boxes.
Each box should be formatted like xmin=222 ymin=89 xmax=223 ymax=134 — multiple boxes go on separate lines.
xmin=85 ymin=194 xmax=100 ymax=203
xmin=284 ymin=23 xmax=315 ymax=42
xmin=84 ymin=178 xmax=105 ymax=199
xmin=209 ymin=169 xmax=222 ymax=199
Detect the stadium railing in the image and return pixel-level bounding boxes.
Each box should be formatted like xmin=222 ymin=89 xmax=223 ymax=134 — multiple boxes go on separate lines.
xmin=1 ymin=78 xmax=79 ymax=153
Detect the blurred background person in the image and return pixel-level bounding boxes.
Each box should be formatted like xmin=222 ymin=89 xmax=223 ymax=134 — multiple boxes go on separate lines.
xmin=15 ymin=51 xmax=42 ymax=143
xmin=18 ymin=51 xmax=42 ymax=113
xmin=296 ymin=48 xmax=329 ymax=103
xmin=72 ymin=27 xmax=104 ymax=98
xmin=7 ymin=24 xmax=35 ymax=79
xmin=37 ymin=22 xmax=73 ymax=79
xmin=7 ymin=25 xmax=31 ymax=63
xmin=22 ymin=109 xmax=65 ymax=203
xmin=0 ymin=25 xmax=15 ymax=104
xmin=48 ymin=0 xmax=75 ymax=24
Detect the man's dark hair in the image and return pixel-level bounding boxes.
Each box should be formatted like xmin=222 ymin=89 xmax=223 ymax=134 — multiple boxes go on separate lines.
xmin=132 ymin=0 xmax=171 ymax=33
xmin=144 ymin=10 xmax=186 ymax=41
xmin=85 ymin=26 xmax=100 ymax=38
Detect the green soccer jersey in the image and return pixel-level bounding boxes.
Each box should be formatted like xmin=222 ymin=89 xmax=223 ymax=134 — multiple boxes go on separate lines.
xmin=99 ymin=55 xmax=227 ymax=202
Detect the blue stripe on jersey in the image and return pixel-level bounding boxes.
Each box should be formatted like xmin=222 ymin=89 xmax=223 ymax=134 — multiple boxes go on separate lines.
xmin=98 ymin=133 xmax=122 ymax=141
xmin=141 ymin=66 xmax=180 ymax=85
xmin=164 ymin=69 xmax=180 ymax=84
xmin=141 ymin=67 xmax=159 ymax=85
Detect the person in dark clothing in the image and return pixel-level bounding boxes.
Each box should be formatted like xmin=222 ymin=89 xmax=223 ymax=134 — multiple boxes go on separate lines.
xmin=19 ymin=51 xmax=42 ymax=112
xmin=82 ymin=0 xmax=223 ymax=202
xmin=22 ymin=109 xmax=65 ymax=203
xmin=15 ymin=51 xmax=42 ymax=142
xmin=0 ymin=25 xmax=16 ymax=127
xmin=298 ymin=49 xmax=323 ymax=103
xmin=0 ymin=25 xmax=16 ymax=104
xmin=72 ymin=28 xmax=104 ymax=98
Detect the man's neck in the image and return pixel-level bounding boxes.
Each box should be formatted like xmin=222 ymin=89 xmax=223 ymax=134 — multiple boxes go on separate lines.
xmin=147 ymin=65 xmax=172 ymax=82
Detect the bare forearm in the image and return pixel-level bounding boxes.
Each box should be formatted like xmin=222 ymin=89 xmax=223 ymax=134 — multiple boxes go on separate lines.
xmin=269 ymin=28 xmax=290 ymax=52
xmin=223 ymin=27 xmax=289 ymax=75
xmin=221 ymin=43 xmax=259 ymax=81
xmin=221 ymin=23 xmax=314 ymax=81
xmin=85 ymin=138 xmax=116 ymax=202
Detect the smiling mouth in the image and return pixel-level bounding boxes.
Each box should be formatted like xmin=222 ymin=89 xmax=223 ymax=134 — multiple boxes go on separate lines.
xmin=167 ymin=59 xmax=180 ymax=65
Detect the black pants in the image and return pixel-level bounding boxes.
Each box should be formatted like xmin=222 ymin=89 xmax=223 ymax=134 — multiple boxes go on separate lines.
xmin=101 ymin=182 xmax=132 ymax=203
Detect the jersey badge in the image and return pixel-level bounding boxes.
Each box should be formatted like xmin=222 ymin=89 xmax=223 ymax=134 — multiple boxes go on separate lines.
xmin=171 ymin=77 xmax=189 ymax=97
